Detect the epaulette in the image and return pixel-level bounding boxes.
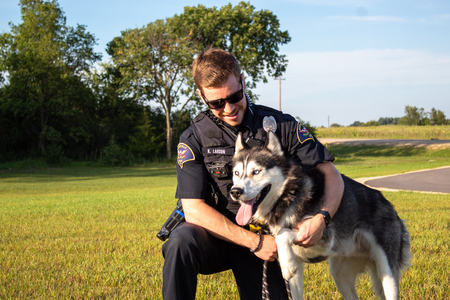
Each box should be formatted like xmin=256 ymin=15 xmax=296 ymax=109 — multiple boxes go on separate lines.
xmin=192 ymin=111 xmax=208 ymax=124
xmin=255 ymin=104 xmax=283 ymax=115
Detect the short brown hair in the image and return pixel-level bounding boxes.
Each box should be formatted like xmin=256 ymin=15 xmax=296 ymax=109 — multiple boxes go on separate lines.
xmin=192 ymin=48 xmax=241 ymax=92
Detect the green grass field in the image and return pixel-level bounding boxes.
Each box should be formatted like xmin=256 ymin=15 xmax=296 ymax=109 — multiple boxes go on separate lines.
xmin=1 ymin=146 xmax=450 ymax=299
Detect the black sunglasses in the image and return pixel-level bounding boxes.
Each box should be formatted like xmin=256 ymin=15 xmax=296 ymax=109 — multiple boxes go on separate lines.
xmin=201 ymin=80 xmax=244 ymax=110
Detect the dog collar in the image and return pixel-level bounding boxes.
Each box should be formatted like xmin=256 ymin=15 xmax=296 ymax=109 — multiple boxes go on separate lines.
xmin=318 ymin=210 xmax=331 ymax=226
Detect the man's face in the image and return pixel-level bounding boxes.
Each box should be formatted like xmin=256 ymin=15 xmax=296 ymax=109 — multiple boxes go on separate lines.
xmin=197 ymin=74 xmax=247 ymax=127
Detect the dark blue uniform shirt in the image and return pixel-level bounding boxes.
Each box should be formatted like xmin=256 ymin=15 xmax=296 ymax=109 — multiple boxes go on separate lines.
xmin=175 ymin=104 xmax=334 ymax=203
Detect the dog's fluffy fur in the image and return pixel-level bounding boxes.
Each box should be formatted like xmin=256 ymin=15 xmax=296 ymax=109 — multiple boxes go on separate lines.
xmin=230 ymin=131 xmax=411 ymax=300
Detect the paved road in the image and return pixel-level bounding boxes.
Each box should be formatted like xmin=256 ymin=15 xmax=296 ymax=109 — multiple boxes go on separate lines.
xmin=363 ymin=167 xmax=450 ymax=194
xmin=318 ymin=138 xmax=450 ymax=193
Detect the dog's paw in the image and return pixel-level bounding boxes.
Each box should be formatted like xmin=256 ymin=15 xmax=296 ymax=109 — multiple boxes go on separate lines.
xmin=280 ymin=261 xmax=297 ymax=280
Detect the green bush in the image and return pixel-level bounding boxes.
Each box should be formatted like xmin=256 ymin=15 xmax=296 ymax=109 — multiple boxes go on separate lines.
xmin=44 ymin=144 xmax=68 ymax=166
xmin=99 ymin=140 xmax=136 ymax=166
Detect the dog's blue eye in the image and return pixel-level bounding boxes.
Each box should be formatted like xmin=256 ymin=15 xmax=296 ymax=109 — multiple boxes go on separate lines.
xmin=253 ymin=170 xmax=260 ymax=175
xmin=234 ymin=171 xmax=239 ymax=176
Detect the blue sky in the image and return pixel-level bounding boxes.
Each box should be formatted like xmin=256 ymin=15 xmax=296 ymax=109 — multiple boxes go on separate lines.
xmin=2 ymin=0 xmax=449 ymax=127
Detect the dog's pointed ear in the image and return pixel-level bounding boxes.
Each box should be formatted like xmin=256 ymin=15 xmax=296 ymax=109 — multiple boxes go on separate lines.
xmin=235 ymin=132 xmax=246 ymax=154
xmin=265 ymin=131 xmax=283 ymax=156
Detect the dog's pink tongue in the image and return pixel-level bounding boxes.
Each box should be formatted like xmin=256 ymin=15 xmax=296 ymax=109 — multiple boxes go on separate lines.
xmin=236 ymin=198 xmax=256 ymax=226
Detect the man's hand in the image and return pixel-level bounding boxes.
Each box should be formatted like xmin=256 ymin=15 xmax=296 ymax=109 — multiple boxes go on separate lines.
xmin=253 ymin=234 xmax=278 ymax=262
xmin=292 ymin=161 xmax=344 ymax=248
xmin=293 ymin=214 xmax=326 ymax=248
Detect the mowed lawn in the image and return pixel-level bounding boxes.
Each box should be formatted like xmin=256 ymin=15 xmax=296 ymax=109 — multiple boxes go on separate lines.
xmin=1 ymin=146 xmax=449 ymax=299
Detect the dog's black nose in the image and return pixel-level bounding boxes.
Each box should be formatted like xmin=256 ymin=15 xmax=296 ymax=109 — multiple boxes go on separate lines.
xmin=230 ymin=187 xmax=243 ymax=199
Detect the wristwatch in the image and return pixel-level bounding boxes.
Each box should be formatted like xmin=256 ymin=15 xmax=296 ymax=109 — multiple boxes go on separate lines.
xmin=317 ymin=210 xmax=331 ymax=226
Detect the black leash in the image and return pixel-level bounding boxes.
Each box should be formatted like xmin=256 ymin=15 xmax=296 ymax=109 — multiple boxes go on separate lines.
xmin=262 ymin=261 xmax=270 ymax=300
xmin=261 ymin=258 xmax=293 ymax=300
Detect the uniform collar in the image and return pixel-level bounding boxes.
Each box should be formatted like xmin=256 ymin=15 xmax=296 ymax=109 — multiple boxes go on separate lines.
xmin=238 ymin=94 xmax=255 ymax=133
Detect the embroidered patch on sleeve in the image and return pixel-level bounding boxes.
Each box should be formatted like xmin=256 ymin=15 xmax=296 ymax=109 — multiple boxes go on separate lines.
xmin=177 ymin=143 xmax=195 ymax=169
xmin=297 ymin=124 xmax=315 ymax=144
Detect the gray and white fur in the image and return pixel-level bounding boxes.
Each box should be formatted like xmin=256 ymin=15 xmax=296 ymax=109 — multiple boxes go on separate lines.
xmin=230 ymin=131 xmax=411 ymax=300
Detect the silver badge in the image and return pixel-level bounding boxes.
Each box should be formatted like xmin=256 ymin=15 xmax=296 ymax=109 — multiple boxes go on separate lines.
xmin=263 ymin=116 xmax=277 ymax=132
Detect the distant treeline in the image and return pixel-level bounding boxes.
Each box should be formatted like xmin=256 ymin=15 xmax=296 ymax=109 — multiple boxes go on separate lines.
xmin=330 ymin=106 xmax=448 ymax=128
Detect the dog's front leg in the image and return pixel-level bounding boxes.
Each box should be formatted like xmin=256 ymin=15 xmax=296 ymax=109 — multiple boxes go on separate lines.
xmin=276 ymin=228 xmax=298 ymax=280
xmin=276 ymin=228 xmax=304 ymax=299
xmin=288 ymin=260 xmax=304 ymax=300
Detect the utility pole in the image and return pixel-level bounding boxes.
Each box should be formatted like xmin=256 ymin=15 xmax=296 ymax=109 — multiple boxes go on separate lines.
xmin=278 ymin=76 xmax=285 ymax=111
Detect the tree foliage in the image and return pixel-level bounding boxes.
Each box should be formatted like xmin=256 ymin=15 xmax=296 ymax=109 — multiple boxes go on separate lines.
xmin=171 ymin=1 xmax=291 ymax=94
xmin=0 ymin=0 xmax=101 ymax=158
xmin=83 ymin=63 xmax=151 ymax=158
xmin=108 ymin=2 xmax=291 ymax=159
xmin=378 ymin=117 xmax=399 ymax=126
xmin=1 ymin=1 xmax=291 ymax=163
xmin=348 ymin=107 xmax=447 ymax=128
xmin=398 ymin=106 xmax=425 ymax=126
xmin=107 ymin=19 xmax=198 ymax=159
xmin=430 ymin=108 xmax=447 ymax=125
xmin=361 ymin=120 xmax=379 ymax=127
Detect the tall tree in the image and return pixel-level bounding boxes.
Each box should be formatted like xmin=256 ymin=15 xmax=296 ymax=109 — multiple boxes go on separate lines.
xmin=399 ymin=106 xmax=422 ymax=126
xmin=0 ymin=0 xmax=101 ymax=156
xmin=108 ymin=2 xmax=291 ymax=159
xmin=107 ymin=19 xmax=197 ymax=159
xmin=430 ymin=108 xmax=447 ymax=125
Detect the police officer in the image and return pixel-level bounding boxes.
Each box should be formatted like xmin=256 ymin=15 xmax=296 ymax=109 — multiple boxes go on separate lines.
xmin=162 ymin=48 xmax=344 ymax=300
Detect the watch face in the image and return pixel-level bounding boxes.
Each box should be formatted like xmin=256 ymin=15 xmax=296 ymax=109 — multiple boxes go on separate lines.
xmin=319 ymin=211 xmax=331 ymax=225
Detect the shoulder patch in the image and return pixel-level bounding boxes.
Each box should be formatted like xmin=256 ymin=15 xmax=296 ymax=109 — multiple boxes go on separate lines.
xmin=177 ymin=143 xmax=195 ymax=169
xmin=297 ymin=124 xmax=315 ymax=144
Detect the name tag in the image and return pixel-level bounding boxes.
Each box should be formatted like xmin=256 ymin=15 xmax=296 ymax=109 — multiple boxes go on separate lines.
xmin=203 ymin=148 xmax=235 ymax=156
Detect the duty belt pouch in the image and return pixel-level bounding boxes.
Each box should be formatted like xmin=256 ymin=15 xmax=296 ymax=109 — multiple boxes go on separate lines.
xmin=156 ymin=200 xmax=185 ymax=241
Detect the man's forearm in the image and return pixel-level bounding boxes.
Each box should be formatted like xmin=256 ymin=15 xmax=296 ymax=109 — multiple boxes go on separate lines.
xmin=316 ymin=161 xmax=344 ymax=218
xmin=181 ymin=198 xmax=259 ymax=249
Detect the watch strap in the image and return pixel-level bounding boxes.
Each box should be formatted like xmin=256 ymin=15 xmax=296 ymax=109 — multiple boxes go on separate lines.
xmin=318 ymin=210 xmax=331 ymax=226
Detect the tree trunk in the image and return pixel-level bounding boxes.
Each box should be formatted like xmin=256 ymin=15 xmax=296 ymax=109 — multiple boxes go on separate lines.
xmin=166 ymin=111 xmax=172 ymax=159
xmin=38 ymin=92 xmax=46 ymax=155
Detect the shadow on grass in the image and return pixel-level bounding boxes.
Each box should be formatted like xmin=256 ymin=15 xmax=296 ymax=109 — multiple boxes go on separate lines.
xmin=0 ymin=166 xmax=177 ymax=183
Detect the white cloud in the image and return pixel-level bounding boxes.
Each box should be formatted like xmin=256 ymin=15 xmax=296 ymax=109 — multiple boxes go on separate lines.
xmin=283 ymin=49 xmax=450 ymax=95
xmin=255 ymin=49 xmax=450 ymax=126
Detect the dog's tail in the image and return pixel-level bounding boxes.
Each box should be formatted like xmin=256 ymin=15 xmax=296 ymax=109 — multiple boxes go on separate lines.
xmin=398 ymin=220 xmax=412 ymax=272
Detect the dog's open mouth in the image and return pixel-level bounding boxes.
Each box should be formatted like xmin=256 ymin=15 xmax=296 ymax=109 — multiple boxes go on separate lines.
xmin=236 ymin=184 xmax=271 ymax=226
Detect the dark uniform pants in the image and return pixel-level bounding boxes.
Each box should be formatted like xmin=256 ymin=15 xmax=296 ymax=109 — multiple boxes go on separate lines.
xmin=162 ymin=222 xmax=289 ymax=300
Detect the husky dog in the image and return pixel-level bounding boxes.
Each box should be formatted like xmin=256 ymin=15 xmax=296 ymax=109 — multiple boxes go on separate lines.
xmin=230 ymin=131 xmax=411 ymax=300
